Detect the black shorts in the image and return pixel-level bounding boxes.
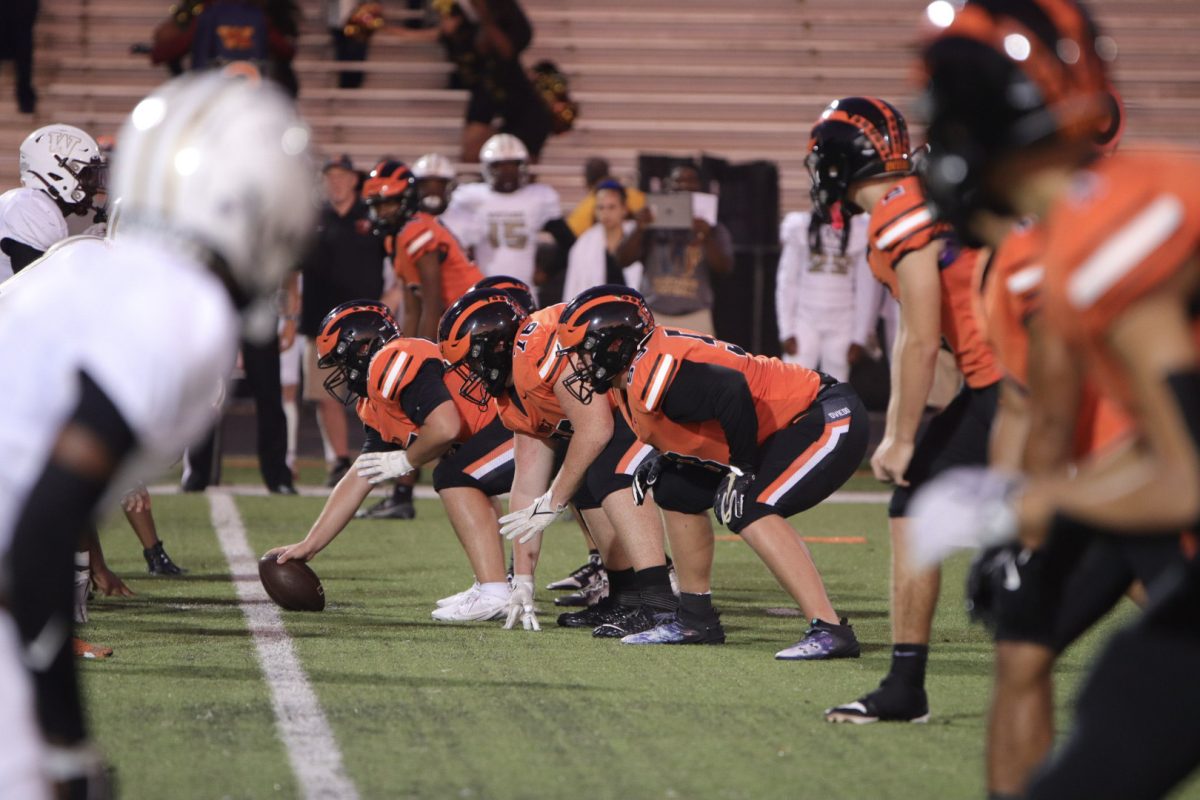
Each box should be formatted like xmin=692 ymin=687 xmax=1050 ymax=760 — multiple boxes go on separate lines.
xmin=431 ymin=416 xmax=515 ymax=497
xmin=889 ymin=381 xmax=998 ymax=518
xmin=571 ymin=410 xmax=651 ymax=511
xmin=994 ymin=530 xmax=1182 ymax=652
xmin=652 ymin=383 xmax=870 ymax=534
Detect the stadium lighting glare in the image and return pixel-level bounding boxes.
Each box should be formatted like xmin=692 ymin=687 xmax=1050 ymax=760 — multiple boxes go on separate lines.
xmin=281 ymin=126 xmax=309 ymax=157
xmin=174 ymin=147 xmax=201 ymax=176
xmin=1004 ymin=33 xmax=1032 ymax=61
xmin=926 ymin=1 xmax=956 ymax=28
xmin=131 ymin=97 xmax=166 ymax=131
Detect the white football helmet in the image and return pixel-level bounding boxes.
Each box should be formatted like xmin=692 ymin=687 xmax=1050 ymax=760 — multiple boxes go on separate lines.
xmin=412 ymin=152 xmax=455 ymax=181
xmin=412 ymin=152 xmax=456 ymax=214
xmin=110 ymin=72 xmax=318 ymax=342
xmin=20 ymin=123 xmax=106 ymax=215
xmin=479 ymin=133 xmax=529 ymax=192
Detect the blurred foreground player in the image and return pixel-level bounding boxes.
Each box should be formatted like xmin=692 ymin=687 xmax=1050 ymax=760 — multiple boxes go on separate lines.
xmin=915 ymin=1 xmax=1200 ymax=797
xmin=555 ymin=286 xmax=867 ymax=655
xmin=0 ymin=72 xmax=317 ymax=798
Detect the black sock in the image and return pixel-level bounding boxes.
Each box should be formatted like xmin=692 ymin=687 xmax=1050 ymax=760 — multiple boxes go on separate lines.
xmin=608 ymin=568 xmax=637 ymax=607
xmin=888 ymin=644 xmax=929 ymax=688
xmin=633 ymin=565 xmax=677 ymax=612
xmin=392 ymin=483 xmax=413 ymax=502
xmin=587 ymin=549 xmax=602 ymax=566
xmin=678 ymin=591 xmax=715 ymax=626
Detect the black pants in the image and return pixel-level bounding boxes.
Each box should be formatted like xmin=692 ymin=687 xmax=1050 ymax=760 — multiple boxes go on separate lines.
xmin=0 ymin=1 xmax=37 ymax=110
xmin=183 ymin=337 xmax=291 ymax=490
xmin=330 ymin=28 xmax=368 ymax=89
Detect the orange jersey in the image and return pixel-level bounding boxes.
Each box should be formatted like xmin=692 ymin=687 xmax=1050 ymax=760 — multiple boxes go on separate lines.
xmin=356 ymin=337 xmax=496 ymax=447
xmin=495 ymin=304 xmax=574 ymax=440
xmin=981 ymin=222 xmax=1131 ymax=458
xmin=868 ymin=176 xmax=1002 ymax=389
xmin=390 ymin=212 xmax=483 ymax=307
xmin=617 ymin=327 xmax=824 ymax=466
xmin=1042 ymin=151 xmax=1200 ymax=417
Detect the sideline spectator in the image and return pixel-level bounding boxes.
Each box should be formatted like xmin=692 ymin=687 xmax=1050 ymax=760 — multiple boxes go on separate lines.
xmin=300 ymin=154 xmax=389 ymax=486
xmin=616 ymin=163 xmax=733 ymax=334
xmin=0 ymin=0 xmax=38 ymax=113
xmin=566 ymin=158 xmax=646 ymax=237
xmin=775 ymin=206 xmax=870 ymax=382
xmin=151 ymin=0 xmax=296 ymax=91
xmin=436 ymin=0 xmax=553 ymax=161
xmin=327 ymin=0 xmax=370 ymax=88
xmin=562 ymin=180 xmax=640 ymax=301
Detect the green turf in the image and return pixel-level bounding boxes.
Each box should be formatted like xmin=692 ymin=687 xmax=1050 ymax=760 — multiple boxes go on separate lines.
xmin=83 ymin=492 xmax=1200 ymax=799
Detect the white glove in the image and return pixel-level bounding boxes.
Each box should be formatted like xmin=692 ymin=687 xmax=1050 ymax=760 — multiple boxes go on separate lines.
xmin=499 ymin=489 xmax=564 ymax=544
xmin=908 ymin=467 xmax=1023 ymax=570
xmin=502 ymin=577 xmax=540 ymax=631
xmin=355 ymin=450 xmax=414 ymax=485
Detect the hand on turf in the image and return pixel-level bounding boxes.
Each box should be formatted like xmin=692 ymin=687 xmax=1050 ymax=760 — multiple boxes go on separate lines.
xmin=871 ymin=436 xmax=914 ymax=486
xmin=713 ymin=465 xmax=755 ymax=526
xmin=92 ymin=566 xmax=134 ymax=598
xmin=267 ymin=542 xmax=314 ymax=564
xmin=908 ymin=467 xmax=1022 ymax=569
xmin=631 ymin=455 xmax=663 ymax=506
xmin=502 ymin=579 xmax=541 ymax=631
xmin=499 ymin=489 xmax=564 ymax=544
xmin=355 ymin=450 xmax=414 ymax=485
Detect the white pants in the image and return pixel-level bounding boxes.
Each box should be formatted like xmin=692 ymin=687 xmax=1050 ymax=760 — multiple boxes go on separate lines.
xmin=782 ymin=310 xmax=852 ymax=382
xmin=0 ymin=611 xmax=50 ymax=800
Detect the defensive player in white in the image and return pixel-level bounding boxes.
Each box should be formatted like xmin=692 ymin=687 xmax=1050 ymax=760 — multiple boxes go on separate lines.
xmin=0 ymin=72 xmax=316 ymax=798
xmin=441 ymin=133 xmax=575 ymax=291
xmin=0 ymin=123 xmax=105 ymax=283
xmin=774 ymin=207 xmax=875 ymax=382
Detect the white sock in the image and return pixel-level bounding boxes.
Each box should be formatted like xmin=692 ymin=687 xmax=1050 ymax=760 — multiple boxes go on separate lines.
xmin=479 ymin=582 xmax=510 ymax=599
xmin=283 ymin=399 xmax=298 ymax=472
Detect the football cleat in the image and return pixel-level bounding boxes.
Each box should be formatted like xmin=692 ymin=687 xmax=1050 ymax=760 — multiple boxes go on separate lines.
xmin=143 ymin=542 xmax=186 ymax=576
xmin=554 ymin=571 xmax=609 ymax=607
xmin=775 ymin=618 xmax=860 ymax=661
xmin=355 ymin=495 xmax=416 ymax=520
xmin=556 ymin=597 xmax=634 ymax=629
xmin=546 ymin=556 xmax=604 ymax=591
xmin=431 ymin=590 xmax=508 ymax=623
xmin=592 ymin=606 xmax=674 ymax=639
xmin=825 ymin=677 xmax=929 ymax=724
xmin=325 ymin=457 xmax=352 ymax=488
xmin=72 ymin=637 xmax=113 ymax=660
xmin=621 ymin=614 xmax=726 ymax=645
xmin=73 ymin=567 xmax=90 ymax=624
xmin=436 ymin=582 xmax=479 ymax=608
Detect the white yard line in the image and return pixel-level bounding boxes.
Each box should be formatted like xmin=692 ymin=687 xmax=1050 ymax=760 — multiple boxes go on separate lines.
xmin=207 ymin=492 xmax=360 ymax=800
xmin=161 ymin=484 xmax=892 ymax=504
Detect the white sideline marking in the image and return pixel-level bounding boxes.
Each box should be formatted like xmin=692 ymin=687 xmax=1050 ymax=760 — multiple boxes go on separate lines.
xmin=207 ymin=493 xmax=360 ymax=800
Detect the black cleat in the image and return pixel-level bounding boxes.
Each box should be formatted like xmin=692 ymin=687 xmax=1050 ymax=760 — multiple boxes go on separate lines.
xmin=775 ymin=618 xmax=861 ymax=660
xmin=547 ymin=557 xmax=604 ymax=590
xmin=825 ymin=677 xmax=930 ymax=724
xmin=592 ymin=606 xmax=674 ymax=639
xmin=325 ymin=457 xmax=352 ymax=488
xmin=621 ymin=612 xmax=726 ymax=645
xmin=355 ymin=495 xmax=416 ymax=520
xmin=144 ymin=542 xmax=186 ymax=576
xmin=553 ymin=571 xmax=609 ymax=607
xmin=556 ymin=598 xmax=635 ymax=629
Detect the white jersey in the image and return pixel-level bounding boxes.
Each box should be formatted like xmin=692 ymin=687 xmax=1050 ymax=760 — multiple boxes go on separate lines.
xmin=0 ymin=188 xmax=69 ymax=284
xmin=0 ymin=234 xmax=238 ymax=552
xmin=441 ymin=181 xmax=562 ymax=285
xmin=776 ymin=211 xmax=870 ymax=321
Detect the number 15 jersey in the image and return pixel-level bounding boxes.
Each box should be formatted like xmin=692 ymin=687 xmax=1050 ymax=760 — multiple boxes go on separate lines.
xmin=442 ymin=181 xmax=563 ymax=286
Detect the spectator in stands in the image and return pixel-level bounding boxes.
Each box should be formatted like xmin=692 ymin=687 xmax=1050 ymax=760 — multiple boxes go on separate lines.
xmin=151 ymin=0 xmax=296 ymax=91
xmin=563 ymin=180 xmax=641 ymax=301
xmin=327 ymin=0 xmax=369 ymax=89
xmin=0 ymin=0 xmax=38 ymax=113
xmin=436 ymin=0 xmax=553 ymax=162
xmin=775 ymin=205 xmax=871 ymax=382
xmin=566 ymin=158 xmax=646 ymax=237
xmin=300 ymin=154 xmax=389 ymax=487
xmin=616 ymin=163 xmax=733 ymax=334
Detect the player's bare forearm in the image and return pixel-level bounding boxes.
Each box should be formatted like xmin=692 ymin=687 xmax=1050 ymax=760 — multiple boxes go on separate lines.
xmin=1022 ymin=317 xmax=1081 ymax=474
xmin=989 ymin=379 xmax=1030 ymax=472
xmin=887 ymin=322 xmax=938 ymax=444
xmin=510 ymin=433 xmax=556 ymax=513
xmin=417 ymin=254 xmax=442 ymax=342
xmin=551 ymin=381 xmax=613 ymax=506
xmin=404 ymin=402 xmax=459 ymax=467
xmin=301 ymin=469 xmax=375 ymax=555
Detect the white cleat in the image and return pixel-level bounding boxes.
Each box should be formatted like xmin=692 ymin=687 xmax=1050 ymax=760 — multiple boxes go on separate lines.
xmin=435 ymin=582 xmax=479 ymax=608
xmin=431 ymin=591 xmax=509 ymax=623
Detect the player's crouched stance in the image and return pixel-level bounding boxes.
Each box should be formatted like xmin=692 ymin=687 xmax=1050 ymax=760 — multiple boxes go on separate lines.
xmin=556 ymin=286 xmax=867 ymax=657
xmin=266 ymin=301 xmax=521 ymax=625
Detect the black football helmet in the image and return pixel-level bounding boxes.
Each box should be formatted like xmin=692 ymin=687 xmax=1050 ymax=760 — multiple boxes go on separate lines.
xmin=438 ymin=288 xmax=528 ymax=409
xmin=806 ymin=97 xmax=913 ymax=221
xmin=556 ymin=285 xmax=656 ymax=404
xmin=316 ymin=300 xmax=400 ymax=404
xmin=361 ymin=160 xmax=420 ymax=237
xmin=470 ymin=274 xmax=537 ymax=314
xmin=919 ymin=0 xmax=1113 ymax=245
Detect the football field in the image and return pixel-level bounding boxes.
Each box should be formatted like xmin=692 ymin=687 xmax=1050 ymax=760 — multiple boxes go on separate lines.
xmin=79 ymin=471 xmax=1195 ymax=800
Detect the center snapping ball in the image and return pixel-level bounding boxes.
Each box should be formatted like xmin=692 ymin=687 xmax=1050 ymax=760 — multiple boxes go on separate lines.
xmin=258 ymin=553 xmax=326 ymax=611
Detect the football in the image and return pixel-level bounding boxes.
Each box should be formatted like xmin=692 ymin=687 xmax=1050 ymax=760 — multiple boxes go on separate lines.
xmin=258 ymin=553 xmax=326 ymax=612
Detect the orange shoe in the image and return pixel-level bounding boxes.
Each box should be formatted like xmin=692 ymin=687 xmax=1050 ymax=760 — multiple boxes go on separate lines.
xmin=72 ymin=637 xmax=113 ymax=660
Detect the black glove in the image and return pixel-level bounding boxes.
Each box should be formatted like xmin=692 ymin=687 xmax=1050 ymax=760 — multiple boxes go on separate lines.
xmin=965 ymin=543 xmax=1036 ymax=629
xmin=714 ymin=465 xmax=755 ymax=526
xmin=631 ymin=454 xmax=663 ymax=506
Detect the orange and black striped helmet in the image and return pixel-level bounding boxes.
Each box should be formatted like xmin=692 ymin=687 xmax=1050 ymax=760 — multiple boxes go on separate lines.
xmin=470 ymin=274 xmax=537 ymax=314
xmin=805 ymin=97 xmax=912 ymax=221
xmin=315 ymin=300 xmax=400 ymax=404
xmin=437 ymin=288 xmax=528 ymax=409
xmin=557 ymin=285 xmax=655 ymax=404
xmin=918 ymin=0 xmax=1114 ymax=242
xmin=361 ymin=159 xmax=419 ymax=236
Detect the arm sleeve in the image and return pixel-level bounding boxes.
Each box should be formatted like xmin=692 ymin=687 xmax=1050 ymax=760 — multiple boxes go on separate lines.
xmin=361 ymin=424 xmax=403 ymax=454
xmin=542 ymin=217 xmax=577 ymax=277
xmin=398 ymin=360 xmax=454 ymax=426
xmin=660 ymin=359 xmax=759 ymax=469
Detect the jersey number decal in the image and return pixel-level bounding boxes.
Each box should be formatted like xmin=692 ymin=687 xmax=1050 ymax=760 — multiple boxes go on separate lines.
xmin=488 ymin=216 xmax=529 ymax=249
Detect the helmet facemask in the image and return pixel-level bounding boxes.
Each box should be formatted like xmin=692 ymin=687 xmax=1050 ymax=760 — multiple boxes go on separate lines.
xmin=320 ymin=337 xmax=377 ymax=405
xmin=561 ymin=329 xmax=637 ymax=405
